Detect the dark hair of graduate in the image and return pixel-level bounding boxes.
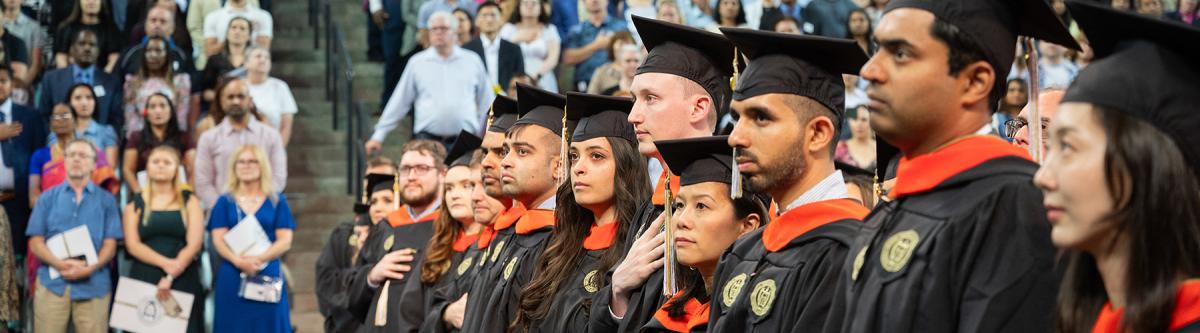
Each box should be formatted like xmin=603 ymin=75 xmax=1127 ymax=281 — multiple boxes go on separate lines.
xmin=421 ymin=152 xmax=483 ymax=284
xmin=511 ymin=137 xmax=650 ymax=331
xmin=1055 ymin=107 xmax=1200 ymax=333
xmin=664 ymin=191 xmax=769 ymax=318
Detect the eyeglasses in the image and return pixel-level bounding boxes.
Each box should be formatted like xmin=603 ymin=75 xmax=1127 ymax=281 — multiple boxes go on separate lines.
xmin=51 ymin=114 xmax=73 ymax=121
xmin=399 ymin=164 xmax=436 ymax=176
xmin=429 ymin=26 xmax=451 ymax=32
xmin=66 ymin=151 xmax=94 ymax=159
xmin=236 ymin=159 xmax=260 ymax=165
xmin=1004 ymin=117 xmax=1049 ymax=140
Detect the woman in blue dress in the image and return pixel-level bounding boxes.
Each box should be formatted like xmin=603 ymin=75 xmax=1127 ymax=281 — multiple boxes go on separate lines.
xmin=208 ymin=143 xmax=295 ymax=332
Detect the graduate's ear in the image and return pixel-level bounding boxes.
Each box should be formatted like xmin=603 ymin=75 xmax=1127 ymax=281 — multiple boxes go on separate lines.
xmin=957 ymin=60 xmax=996 ymax=111
xmin=805 ymin=114 xmax=837 ymax=159
xmin=689 ymin=93 xmax=714 ymax=128
xmin=737 ymin=213 xmax=762 ymax=236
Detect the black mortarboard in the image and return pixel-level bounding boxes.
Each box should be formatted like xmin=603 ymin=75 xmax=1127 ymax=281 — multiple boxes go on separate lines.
xmin=836 ymin=161 xmax=873 ymax=178
xmin=634 ymin=16 xmax=740 ymax=117
xmin=445 ymin=130 xmax=482 ymax=168
xmin=655 ymin=136 xmax=734 ymax=186
xmin=884 ymin=0 xmax=1080 ymax=100
xmin=1062 ymin=0 xmax=1200 ymax=177
xmin=355 ymin=173 xmax=397 ymax=214
xmin=565 ymin=93 xmax=636 ymax=143
xmin=722 ymin=27 xmax=868 ymax=120
xmin=513 ymin=83 xmax=569 ymax=135
xmin=488 ymin=95 xmax=520 ymax=133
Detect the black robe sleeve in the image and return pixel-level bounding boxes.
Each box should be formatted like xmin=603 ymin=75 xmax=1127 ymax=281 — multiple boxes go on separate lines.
xmin=360 ymin=222 xmax=437 ymax=333
xmin=314 ymin=223 xmax=361 ymax=333
xmin=347 ymin=222 xmax=394 ymax=323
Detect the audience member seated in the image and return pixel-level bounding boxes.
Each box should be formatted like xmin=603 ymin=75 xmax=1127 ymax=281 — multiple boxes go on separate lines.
xmin=26 ymin=139 xmax=121 ymax=333
xmin=124 ymin=93 xmax=196 ymax=194
xmin=29 ymin=104 xmax=118 ymax=202
xmin=123 ymin=145 xmax=205 ymax=333
xmin=53 ymin=0 xmax=123 ymax=72
xmin=201 ymin=17 xmax=252 ymax=105
xmin=194 ymin=77 xmax=285 ymax=208
xmin=123 ymin=36 xmax=194 ymax=136
xmin=116 ymin=2 xmax=197 ymax=82
xmin=208 ymin=143 xmax=294 ymax=333
xmin=186 ymin=0 xmax=261 ymax=68
xmin=39 ymin=29 xmax=123 ymax=130
xmin=501 ymin=0 xmax=560 ymax=91
xmin=48 ymin=84 xmax=118 ymax=162
xmin=244 ymin=47 xmax=297 ymax=146
xmin=0 ymin=65 xmax=46 ymax=257
xmin=202 ymin=0 xmax=272 ymax=57
xmin=1 ymin=0 xmax=46 ymax=84
xmin=584 ymin=30 xmax=632 ymax=95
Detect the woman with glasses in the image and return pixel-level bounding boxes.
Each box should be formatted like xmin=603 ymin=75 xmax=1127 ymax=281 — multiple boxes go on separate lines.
xmin=29 ymin=103 xmax=118 ymax=205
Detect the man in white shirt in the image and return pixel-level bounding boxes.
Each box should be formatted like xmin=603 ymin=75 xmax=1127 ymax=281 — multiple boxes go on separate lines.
xmin=365 ymin=11 xmax=494 ymax=155
xmin=202 ymin=0 xmax=272 ymax=56
xmin=462 ymin=2 xmax=525 ymax=92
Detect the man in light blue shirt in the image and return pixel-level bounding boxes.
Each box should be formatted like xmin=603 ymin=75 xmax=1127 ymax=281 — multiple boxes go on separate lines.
xmin=366 ymin=11 xmax=495 ymax=155
xmin=26 ymin=139 xmax=122 ymax=333
xmin=563 ymin=0 xmax=628 ymax=91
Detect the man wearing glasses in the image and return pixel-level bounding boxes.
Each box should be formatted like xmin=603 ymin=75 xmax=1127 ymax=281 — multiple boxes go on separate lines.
xmin=195 ymin=77 xmax=287 ymax=208
xmin=1008 ymin=90 xmax=1064 ymax=160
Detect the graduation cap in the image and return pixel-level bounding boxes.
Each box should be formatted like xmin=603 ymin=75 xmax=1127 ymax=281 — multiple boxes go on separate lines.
xmin=655 ymin=136 xmax=735 ymax=187
xmin=565 ymin=93 xmax=636 ymax=143
xmin=722 ymin=27 xmax=868 ymax=117
xmin=1062 ymin=0 xmax=1200 ymax=178
xmin=445 ymin=130 xmax=482 ymax=168
xmin=633 ymin=16 xmax=741 ymax=119
xmin=487 ymin=95 xmax=520 ymax=133
xmin=883 ymin=0 xmax=1080 ymax=100
xmin=513 ymin=83 xmax=569 ymax=134
xmin=355 ymin=173 xmax=398 ymax=215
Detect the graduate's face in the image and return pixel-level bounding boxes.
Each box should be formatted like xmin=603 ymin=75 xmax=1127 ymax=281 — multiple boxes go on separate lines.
xmin=471 ymin=166 xmax=505 ymax=225
xmin=369 ymin=190 xmax=397 ymax=224
xmin=672 ymin=182 xmax=757 ymax=273
xmin=399 ymin=150 xmax=445 ymax=208
xmin=500 ymin=126 xmax=562 ymax=205
xmin=729 ymin=94 xmax=823 ymax=195
xmin=569 ymin=137 xmax=617 ymax=209
xmin=444 ymin=166 xmax=477 ymax=224
xmin=481 ymin=131 xmax=508 ymax=198
xmin=1034 ymin=103 xmax=1118 ymax=252
xmin=629 ymin=73 xmax=708 ymax=157
xmin=860 ymin=9 xmax=962 ymax=153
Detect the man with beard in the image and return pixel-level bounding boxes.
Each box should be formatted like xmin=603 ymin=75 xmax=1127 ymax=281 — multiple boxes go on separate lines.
xmin=708 ymin=28 xmax=870 ymax=332
xmin=454 ymin=94 xmax=527 ymax=332
xmin=459 ymin=83 xmax=569 ymax=333
xmin=840 ymin=0 xmax=1079 ymax=331
xmin=315 ymin=158 xmax=398 ymax=333
xmin=194 ymin=77 xmax=287 ymax=208
xmin=349 ymin=139 xmax=444 ymax=331
xmin=590 ymin=16 xmax=736 ymax=333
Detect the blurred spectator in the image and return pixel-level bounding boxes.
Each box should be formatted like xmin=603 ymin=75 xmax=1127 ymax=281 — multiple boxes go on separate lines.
xmin=124 ymin=92 xmax=195 ymax=194
xmin=778 ymin=0 xmax=805 ymax=20
xmin=835 ymin=105 xmax=876 ymax=171
xmin=122 ymin=145 xmax=205 ymax=333
xmin=371 ymin=0 xmax=428 ymax=111
xmin=708 ymin=0 xmax=748 ymax=31
xmin=0 ymin=209 xmax=14 ymax=327
xmin=563 ymin=0 xmax=626 ymax=91
xmin=0 ymin=26 xmax=27 ymax=89
xmin=843 ymin=74 xmax=867 ymax=108
xmin=1112 ymin=0 xmax=1131 ymax=10
xmin=1167 ymin=0 xmax=1199 ymax=25
xmin=994 ymin=78 xmax=1027 ymax=141
xmin=847 ymin=8 xmax=875 ymax=54
xmin=53 ymin=0 xmax=123 ymax=72
xmin=506 ymin=72 xmax=533 ymax=96
xmin=500 ymin=0 xmax=560 ymax=91
xmin=39 ymin=28 xmax=124 ymax=130
xmin=803 ymin=0 xmax=856 ymax=38
xmin=123 ymin=36 xmax=193 ymax=137
xmin=186 ymin=0 xmax=260 ymax=68
xmin=418 ymin=0 xmax=480 ymax=45
xmin=194 ymin=77 xmax=286 ymax=208
xmin=657 ymin=0 xmax=685 ymax=25
xmin=584 ymin=30 xmax=631 ymax=95
xmin=1 ymin=0 xmax=42 ymax=85
xmin=863 ymin=0 xmax=886 ymax=24
xmin=1136 ymin=0 xmax=1164 ymax=17
xmin=600 ymin=43 xmax=642 ymax=96
xmin=366 ymin=11 xmax=494 ymax=154
xmin=30 ymin=104 xmax=118 ymax=201
xmin=121 ymin=1 xmax=195 ymax=75
xmin=26 ymin=139 xmax=121 ymax=333
xmin=0 ymin=66 xmax=46 ymax=257
xmin=463 ymin=1 xmax=526 ymax=91
xmin=1010 ymin=90 xmax=1064 ymax=157
xmin=454 ymin=8 xmax=475 ymax=45
xmin=1037 ymin=40 xmax=1078 ymax=90
xmin=208 ymin=144 xmax=294 ymax=333
xmin=773 ymin=15 xmax=802 ymax=33
xmin=1051 ymin=0 xmax=1072 ymax=27
xmin=201 ymin=17 xmax=251 ymax=105
xmin=622 ymin=0 xmax=655 ymax=42
xmin=202 ymin=0 xmax=272 ymax=55
xmin=49 ymin=84 xmax=117 ymax=162
xmin=244 ymin=47 xmax=297 ymax=145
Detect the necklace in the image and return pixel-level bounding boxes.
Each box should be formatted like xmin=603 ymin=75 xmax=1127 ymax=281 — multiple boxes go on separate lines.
xmin=238 ymin=194 xmax=262 ymax=205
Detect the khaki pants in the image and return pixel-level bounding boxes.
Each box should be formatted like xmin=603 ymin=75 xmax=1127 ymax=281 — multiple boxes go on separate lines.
xmin=33 ymin=281 xmax=110 ymax=333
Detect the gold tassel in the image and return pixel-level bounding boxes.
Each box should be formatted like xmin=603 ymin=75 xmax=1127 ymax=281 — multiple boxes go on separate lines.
xmin=392 ymin=172 xmax=401 ymax=211
xmin=560 ymin=107 xmax=570 ymax=185
xmin=361 ymin=178 xmax=369 ymax=205
xmin=730 ymin=47 xmax=740 ymax=91
xmin=662 ymin=170 xmax=678 ymax=296
xmin=373 ymin=280 xmax=390 ymax=326
xmin=485 ymin=103 xmax=495 ymax=132
xmin=730 ymin=147 xmax=743 ymax=199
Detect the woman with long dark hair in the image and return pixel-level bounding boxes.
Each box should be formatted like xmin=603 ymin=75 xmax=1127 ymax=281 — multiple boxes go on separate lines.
xmin=709 ymin=0 xmax=748 ymax=31
xmin=499 ymin=0 xmax=560 ymax=91
xmin=1035 ymin=3 xmax=1200 ymax=332
xmin=122 ymin=36 xmax=193 ymax=136
xmin=846 ymin=9 xmax=875 ymax=54
xmin=122 ymin=92 xmax=196 ymax=193
xmin=53 ymin=0 xmax=122 ymax=71
xmin=511 ymin=93 xmax=650 ymax=332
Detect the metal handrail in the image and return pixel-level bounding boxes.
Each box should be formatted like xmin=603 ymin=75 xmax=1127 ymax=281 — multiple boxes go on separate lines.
xmin=316 ymin=0 xmax=365 ymax=196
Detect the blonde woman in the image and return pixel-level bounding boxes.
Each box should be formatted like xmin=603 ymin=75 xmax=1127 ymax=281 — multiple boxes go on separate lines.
xmin=208 ymin=144 xmax=294 ymax=333
xmin=122 ymin=146 xmax=205 ymax=333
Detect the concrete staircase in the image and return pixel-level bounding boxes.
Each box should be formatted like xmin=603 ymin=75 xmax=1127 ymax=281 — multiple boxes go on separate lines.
xmin=269 ymin=1 xmax=411 ymax=331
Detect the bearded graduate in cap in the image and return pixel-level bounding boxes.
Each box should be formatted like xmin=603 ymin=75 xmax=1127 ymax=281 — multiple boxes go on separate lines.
xmin=593 ymin=16 xmax=738 ymax=333
xmin=708 ymin=28 xmax=871 ymax=332
xmin=1033 ymin=2 xmax=1200 ymax=332
xmin=840 ymin=0 xmax=1081 ymax=331
xmin=456 ymin=95 xmax=529 ymax=332
xmin=460 ymin=84 xmax=571 ymax=333
xmin=315 ymin=169 xmax=395 ymax=333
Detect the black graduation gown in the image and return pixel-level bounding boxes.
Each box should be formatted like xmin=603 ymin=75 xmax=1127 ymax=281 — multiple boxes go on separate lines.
xmin=841 ymin=137 xmax=1057 ymax=333
xmin=315 ymin=222 xmax=364 ymax=333
xmin=419 ymin=229 xmax=496 ymax=333
xmin=348 ymin=219 xmax=436 ymax=332
xmin=638 ymin=296 xmax=710 ymax=333
xmin=461 ymin=209 xmax=555 ymax=333
xmin=460 ymin=226 xmax=518 ymax=333
xmin=530 ymin=245 xmax=608 ymax=332
xmin=394 ymin=230 xmax=487 ymax=333
xmin=708 ymin=199 xmax=866 ymax=333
